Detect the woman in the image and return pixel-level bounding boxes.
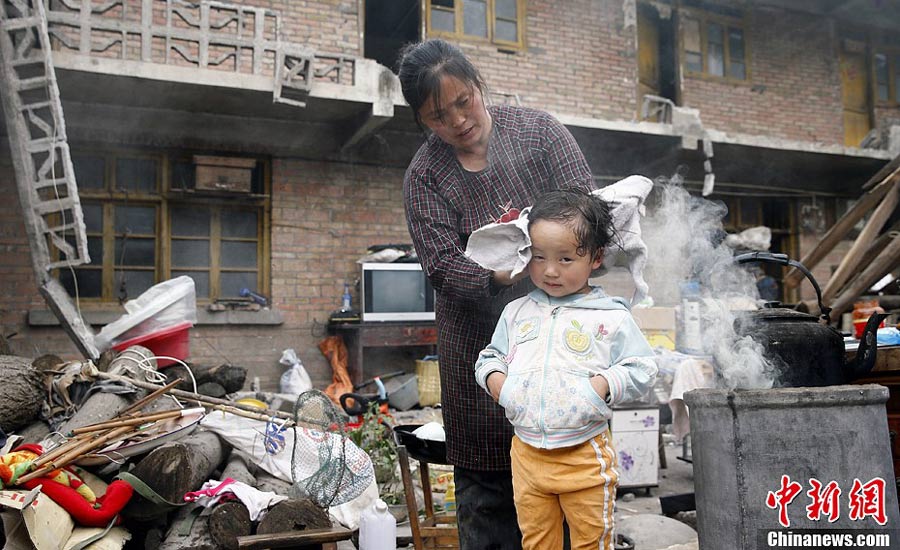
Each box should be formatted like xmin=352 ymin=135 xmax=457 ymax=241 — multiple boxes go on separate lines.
xmin=399 ymin=38 xmax=594 ymax=549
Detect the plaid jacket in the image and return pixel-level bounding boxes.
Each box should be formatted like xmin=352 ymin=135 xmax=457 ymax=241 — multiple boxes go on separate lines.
xmin=403 ymin=105 xmax=594 ymax=470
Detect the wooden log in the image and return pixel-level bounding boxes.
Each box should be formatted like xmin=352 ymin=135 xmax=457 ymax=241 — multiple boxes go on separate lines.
xmin=12 ymin=420 xmax=51 ymax=445
xmin=0 ymin=356 xmax=44 ymax=432
xmin=158 ymin=504 xmax=216 ymax=550
xmin=256 ymin=498 xmax=332 ymax=535
xmin=165 ymin=363 xmax=248 ymax=394
xmin=58 ymin=346 xmax=158 ymax=434
xmin=784 ymin=168 xmax=898 ymax=288
xmin=221 ymin=450 xmax=257 ymax=486
xmin=209 ymin=501 xmax=253 ymax=550
xmin=254 ymin=471 xmax=294 ymax=496
xmin=124 ymin=430 xmax=228 ymax=520
xmin=822 ymin=180 xmax=900 ymax=302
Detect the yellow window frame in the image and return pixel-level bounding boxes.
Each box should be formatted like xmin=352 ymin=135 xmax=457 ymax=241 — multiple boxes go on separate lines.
xmin=425 ymin=0 xmax=526 ymax=50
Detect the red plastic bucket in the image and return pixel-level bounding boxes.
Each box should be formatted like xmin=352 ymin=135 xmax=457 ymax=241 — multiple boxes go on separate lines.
xmin=112 ymin=321 xmax=192 ymax=368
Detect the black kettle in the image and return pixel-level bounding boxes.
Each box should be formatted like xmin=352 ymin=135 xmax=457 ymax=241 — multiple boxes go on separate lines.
xmin=733 ymin=252 xmax=884 ymax=388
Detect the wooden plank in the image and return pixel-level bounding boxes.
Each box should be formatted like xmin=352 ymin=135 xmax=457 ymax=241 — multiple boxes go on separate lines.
xmin=784 ymin=167 xmax=899 ymax=288
xmin=829 ymin=234 xmax=900 ymax=317
xmin=236 ymin=527 xmax=352 ymax=549
xmin=822 ymin=179 xmax=900 ymax=301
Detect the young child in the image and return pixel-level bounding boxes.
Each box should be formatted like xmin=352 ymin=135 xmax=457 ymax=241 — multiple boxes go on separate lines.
xmin=474 ymin=187 xmax=658 ymax=550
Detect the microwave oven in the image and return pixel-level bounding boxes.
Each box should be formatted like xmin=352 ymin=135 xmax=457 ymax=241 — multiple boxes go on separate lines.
xmin=360 ymin=262 xmax=436 ymax=322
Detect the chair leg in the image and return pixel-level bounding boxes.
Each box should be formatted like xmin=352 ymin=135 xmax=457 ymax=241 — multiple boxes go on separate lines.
xmin=398 ymin=445 xmax=424 ymax=550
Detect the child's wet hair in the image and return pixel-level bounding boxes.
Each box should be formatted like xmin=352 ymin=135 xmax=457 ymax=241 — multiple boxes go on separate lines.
xmin=528 ymin=188 xmax=614 ymax=259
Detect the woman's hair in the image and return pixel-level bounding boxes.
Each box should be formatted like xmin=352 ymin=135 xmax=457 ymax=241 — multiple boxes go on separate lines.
xmin=397 ymin=39 xmax=488 ymax=129
xmin=528 ymin=188 xmax=614 ymax=259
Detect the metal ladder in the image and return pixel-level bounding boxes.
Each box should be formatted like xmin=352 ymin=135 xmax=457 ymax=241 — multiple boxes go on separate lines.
xmin=0 ymin=0 xmax=97 ymax=358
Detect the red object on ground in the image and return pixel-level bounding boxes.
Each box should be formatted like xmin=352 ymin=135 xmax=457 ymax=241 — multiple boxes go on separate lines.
xmin=112 ymin=321 xmax=193 ymax=368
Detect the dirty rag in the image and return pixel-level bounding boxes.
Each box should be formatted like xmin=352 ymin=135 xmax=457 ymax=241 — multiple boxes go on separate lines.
xmin=464 ymin=175 xmax=654 ymax=303
xmin=184 ymin=478 xmax=287 ymax=521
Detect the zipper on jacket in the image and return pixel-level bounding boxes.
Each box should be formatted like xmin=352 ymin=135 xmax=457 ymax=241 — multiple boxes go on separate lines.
xmin=539 ymin=306 xmax=561 ymax=447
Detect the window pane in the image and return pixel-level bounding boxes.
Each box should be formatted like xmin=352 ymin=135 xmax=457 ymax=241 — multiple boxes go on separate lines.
xmin=874 ymin=53 xmax=888 ymax=102
xmin=221 ymin=241 xmax=258 ymax=268
xmin=686 ymin=51 xmax=702 ymax=73
xmin=114 ymin=205 xmax=155 ymax=234
xmin=61 ymin=268 xmax=101 ymax=298
xmin=708 ymin=42 xmax=724 ymax=76
xmin=496 ymin=0 xmax=517 ymax=20
xmin=115 ymin=158 xmax=157 ymax=193
xmin=115 ymin=237 xmax=155 ymax=266
xmin=729 ymin=61 xmax=745 ymax=80
xmin=433 ymin=0 xmax=453 ymax=6
xmin=463 ymin=0 xmax=487 ymax=37
xmin=221 ymin=271 xmax=258 ymax=297
xmin=496 ymin=19 xmax=517 ymax=42
xmin=115 ymin=270 xmax=155 ymax=299
xmin=683 ymin=17 xmax=701 ymax=53
xmin=728 ymin=28 xmax=745 ymax=63
xmin=172 ymin=207 xmax=210 ymax=237
xmin=708 ymin=22 xmax=723 ymax=45
xmin=72 ymin=156 xmax=105 ymax=189
xmin=171 ymin=160 xmax=195 ymax=191
xmin=82 ymin=203 xmax=103 ymax=233
xmin=87 ymin=236 xmax=103 ymax=264
xmin=172 ymin=240 xmax=210 ymax=267
xmin=895 ymin=56 xmax=900 ymax=102
xmin=173 ymin=270 xmax=209 ymax=298
xmin=432 ymin=7 xmax=455 ymax=32
xmin=222 ymin=210 xmax=258 ymax=238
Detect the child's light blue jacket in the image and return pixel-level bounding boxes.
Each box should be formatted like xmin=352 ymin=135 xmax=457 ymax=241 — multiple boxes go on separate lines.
xmin=475 ymin=287 xmax=658 ymax=449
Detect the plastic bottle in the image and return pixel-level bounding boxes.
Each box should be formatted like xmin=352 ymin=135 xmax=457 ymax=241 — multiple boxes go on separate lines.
xmin=358 ymin=498 xmax=396 ymax=550
xmin=677 ymin=281 xmax=703 ymax=354
xmin=341 ymin=282 xmax=352 ymax=312
xmin=439 ymin=473 xmax=456 ymax=512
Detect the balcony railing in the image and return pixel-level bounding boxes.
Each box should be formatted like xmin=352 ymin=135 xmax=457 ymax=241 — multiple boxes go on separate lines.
xmin=44 ymin=0 xmax=357 ymax=105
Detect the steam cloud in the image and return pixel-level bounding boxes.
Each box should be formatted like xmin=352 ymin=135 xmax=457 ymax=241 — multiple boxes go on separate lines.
xmin=641 ymin=171 xmax=777 ymax=390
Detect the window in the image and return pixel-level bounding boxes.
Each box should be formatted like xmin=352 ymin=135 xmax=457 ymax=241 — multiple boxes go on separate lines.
xmin=681 ymin=10 xmax=747 ymax=80
xmin=426 ymin=0 xmax=525 ymax=49
xmin=62 ymin=151 xmax=269 ymax=304
xmin=874 ymin=50 xmax=900 ymax=105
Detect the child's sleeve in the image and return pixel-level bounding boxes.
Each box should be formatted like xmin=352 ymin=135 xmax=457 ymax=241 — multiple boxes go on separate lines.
xmin=474 ymin=308 xmax=513 ymax=394
xmin=598 ymin=314 xmax=658 ymax=406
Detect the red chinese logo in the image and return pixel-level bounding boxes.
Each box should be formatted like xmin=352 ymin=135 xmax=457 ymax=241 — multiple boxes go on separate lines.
xmin=848 ymin=477 xmax=887 ymax=525
xmin=806 ymin=478 xmax=841 ymax=523
xmin=766 ymin=475 xmax=803 ymax=528
xmin=766 ymin=476 xmax=888 ymax=527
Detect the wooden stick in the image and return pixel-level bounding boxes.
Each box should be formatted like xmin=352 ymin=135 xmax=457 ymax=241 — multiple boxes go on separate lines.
xmin=19 ymin=425 xmax=135 ymax=484
xmin=236 ymin=527 xmax=352 ymax=549
xmin=30 ymin=432 xmax=93 ymax=467
xmin=829 ymin=234 xmax=900 ymax=318
xmin=69 ymin=408 xmax=189 ymax=436
xmin=822 ymin=180 xmax=900 ymax=302
xmin=784 ymin=167 xmax=899 ymax=288
xmin=118 ymin=377 xmax=184 ymax=416
xmin=94 ymin=371 xmax=295 ymax=421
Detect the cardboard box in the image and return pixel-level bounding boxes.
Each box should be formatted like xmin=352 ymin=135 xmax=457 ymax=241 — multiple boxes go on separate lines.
xmin=632 ymin=307 xmax=677 ymax=351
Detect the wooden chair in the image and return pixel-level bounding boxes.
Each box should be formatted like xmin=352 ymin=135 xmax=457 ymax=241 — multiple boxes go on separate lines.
xmin=397 ymin=445 xmax=459 ymax=550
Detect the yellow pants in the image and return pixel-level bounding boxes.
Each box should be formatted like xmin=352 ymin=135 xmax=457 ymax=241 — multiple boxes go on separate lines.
xmin=511 ymin=433 xmax=618 ymax=550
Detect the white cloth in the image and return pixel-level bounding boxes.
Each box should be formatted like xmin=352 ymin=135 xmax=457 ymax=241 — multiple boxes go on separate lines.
xmin=668 ymin=357 xmax=715 ymax=441
xmin=464 ymin=175 xmax=654 ymax=304
xmin=185 ymin=478 xmax=288 ymax=521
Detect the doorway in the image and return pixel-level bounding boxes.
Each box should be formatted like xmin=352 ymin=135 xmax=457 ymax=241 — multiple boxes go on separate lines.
xmin=364 ymin=0 xmax=420 ymax=73
xmin=637 ymin=2 xmax=677 ymax=120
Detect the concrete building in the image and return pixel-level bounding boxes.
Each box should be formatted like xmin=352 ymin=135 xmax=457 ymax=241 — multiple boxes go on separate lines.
xmin=0 ymin=0 xmax=897 ymax=389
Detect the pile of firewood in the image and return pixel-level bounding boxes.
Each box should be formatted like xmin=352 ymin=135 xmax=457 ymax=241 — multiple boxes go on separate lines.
xmin=0 ymin=347 xmax=344 ymax=550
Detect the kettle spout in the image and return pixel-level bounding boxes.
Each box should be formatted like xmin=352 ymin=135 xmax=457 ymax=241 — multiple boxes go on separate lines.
xmin=846 ymin=313 xmax=888 ymax=380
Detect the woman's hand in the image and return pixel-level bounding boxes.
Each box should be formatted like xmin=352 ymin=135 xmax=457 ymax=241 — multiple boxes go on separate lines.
xmin=492 ymin=269 xmax=528 ymax=287
xmin=590 ymin=374 xmax=610 ymax=401
xmin=486 ymin=371 xmax=507 ymax=402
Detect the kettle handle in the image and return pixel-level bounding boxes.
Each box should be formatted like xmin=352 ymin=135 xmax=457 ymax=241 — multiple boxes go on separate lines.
xmin=734 ymin=252 xmax=832 ymax=324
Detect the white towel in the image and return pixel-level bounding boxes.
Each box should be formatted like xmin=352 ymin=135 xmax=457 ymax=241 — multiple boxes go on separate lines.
xmin=464 ymin=175 xmax=654 ymax=304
